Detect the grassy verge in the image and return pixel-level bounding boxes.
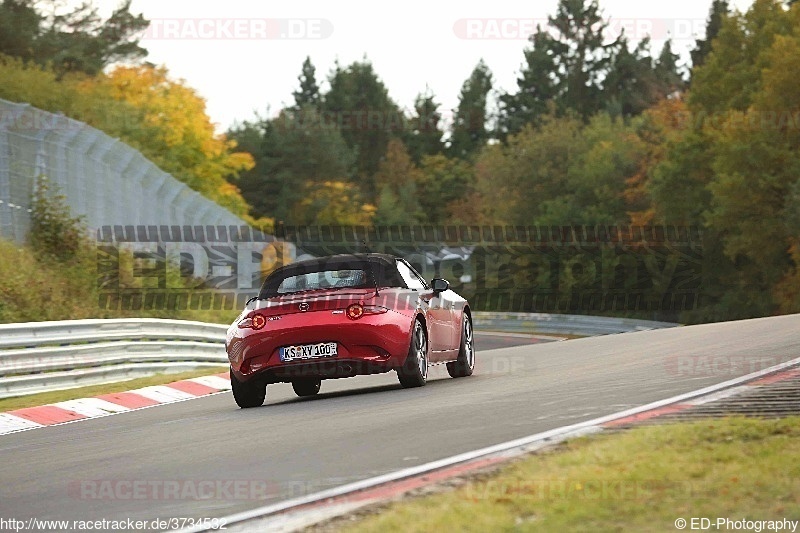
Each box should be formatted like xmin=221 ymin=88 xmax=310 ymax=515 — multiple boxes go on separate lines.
xmin=337 ymin=417 xmax=800 ymax=532
xmin=0 ymin=366 xmax=228 ymax=412
xmin=0 ymin=239 xmax=239 ymax=325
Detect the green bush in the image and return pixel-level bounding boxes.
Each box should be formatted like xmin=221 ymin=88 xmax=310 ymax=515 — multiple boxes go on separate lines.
xmin=29 ymin=176 xmax=86 ymax=262
xmin=0 ymin=184 xmax=240 ymax=324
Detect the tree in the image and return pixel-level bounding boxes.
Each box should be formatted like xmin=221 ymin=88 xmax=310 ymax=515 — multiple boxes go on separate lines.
xmin=29 ymin=177 xmax=86 ymax=262
xmin=623 ymin=98 xmax=690 ymax=225
xmin=448 ymin=59 xmax=493 ymax=160
xmin=645 ymin=0 xmax=800 ymax=321
xmin=372 ymin=138 xmax=424 ymax=225
xmin=604 ymin=37 xmax=658 ymax=118
xmin=0 ymin=0 xmax=40 ymax=60
xmin=704 ymin=27 xmax=800 ymax=316
xmin=497 ymin=0 xmax=622 ymax=134
xmin=403 ymin=89 xmax=444 ymax=163
xmin=497 ymin=27 xmax=559 ymax=137
xmin=472 ymin=111 xmax=585 ymax=225
xmin=690 ymin=0 xmax=790 ymax=115
xmin=563 ymin=113 xmax=645 ymax=225
xmin=292 ymin=56 xmax=320 ymax=110
xmin=654 ymin=40 xmax=684 ymax=96
xmin=293 ymin=181 xmax=376 ymax=226
xmin=102 ymin=65 xmax=254 ymax=217
xmin=231 ymin=106 xmax=356 ymax=224
xmin=605 ymin=37 xmax=686 ymax=118
xmin=690 ymin=0 xmax=730 ymax=71
xmin=547 ymin=0 xmax=619 ymax=119
xmin=321 ymin=59 xmax=403 ymax=197
xmin=416 ymin=154 xmax=474 ymax=224
xmin=473 ymin=109 xmax=646 ymax=227
xmin=0 ymin=0 xmax=149 ymax=76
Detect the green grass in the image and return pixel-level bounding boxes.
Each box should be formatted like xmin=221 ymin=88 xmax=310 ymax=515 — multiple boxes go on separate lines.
xmin=0 ymin=239 xmax=237 ymax=412
xmin=339 ymin=417 xmax=800 ymax=532
xmin=0 ymin=366 xmax=228 ymax=412
xmin=0 ymin=239 xmax=239 ymax=325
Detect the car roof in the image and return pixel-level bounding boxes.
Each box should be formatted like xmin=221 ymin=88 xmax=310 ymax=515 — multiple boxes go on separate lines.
xmin=268 ymin=253 xmax=399 ymax=277
xmin=258 ymin=254 xmax=406 ymax=297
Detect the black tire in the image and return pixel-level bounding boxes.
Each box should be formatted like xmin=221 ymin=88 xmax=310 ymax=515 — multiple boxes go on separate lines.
xmin=292 ymin=378 xmax=321 ymax=397
xmin=230 ymin=368 xmax=266 ymax=408
xmin=447 ymin=313 xmax=475 ymax=378
xmin=398 ymin=318 xmax=428 ymax=388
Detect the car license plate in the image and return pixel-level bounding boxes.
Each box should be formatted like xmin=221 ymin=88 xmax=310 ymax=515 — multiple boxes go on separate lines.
xmin=280 ymin=342 xmax=338 ymax=362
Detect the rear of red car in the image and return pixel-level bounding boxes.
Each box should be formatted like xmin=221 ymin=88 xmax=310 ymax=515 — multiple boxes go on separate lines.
xmin=226 ymin=256 xmax=416 ymax=384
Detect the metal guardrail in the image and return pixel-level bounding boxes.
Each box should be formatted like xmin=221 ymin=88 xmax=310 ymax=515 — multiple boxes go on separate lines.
xmin=0 ymin=319 xmax=229 ymax=398
xmin=472 ymin=312 xmax=679 ymax=337
xmin=0 ymin=315 xmax=679 ymax=398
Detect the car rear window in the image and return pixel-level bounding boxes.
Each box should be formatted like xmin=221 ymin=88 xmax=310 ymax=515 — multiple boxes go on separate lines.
xmin=276 ymin=269 xmax=369 ymax=294
xmin=259 ymin=256 xmax=409 ymax=298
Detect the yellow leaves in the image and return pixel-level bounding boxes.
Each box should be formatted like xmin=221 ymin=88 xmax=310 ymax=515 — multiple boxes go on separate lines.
xmin=226 ymin=151 xmax=256 ymax=173
xmin=295 ymin=180 xmax=376 ymax=226
xmin=217 ymin=181 xmax=240 ymax=197
xmin=0 ymin=58 xmax=255 ymax=218
xmin=99 ymin=65 xmax=254 ymax=217
xmin=106 ymin=65 xmax=209 ymax=149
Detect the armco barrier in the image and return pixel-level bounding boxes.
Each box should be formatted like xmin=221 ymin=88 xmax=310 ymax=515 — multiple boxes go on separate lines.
xmin=0 ymin=314 xmax=679 ymax=398
xmin=0 ymin=318 xmax=229 ymax=398
xmin=473 ymin=313 xmax=679 ymax=337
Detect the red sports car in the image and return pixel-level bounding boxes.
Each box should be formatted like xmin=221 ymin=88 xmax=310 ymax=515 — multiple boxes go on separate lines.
xmin=225 ymin=253 xmax=474 ymax=408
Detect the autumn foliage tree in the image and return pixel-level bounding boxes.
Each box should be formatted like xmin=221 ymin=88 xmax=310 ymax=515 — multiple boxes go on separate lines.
xmin=639 ymin=0 xmax=800 ymax=320
xmin=0 ymin=0 xmax=771 ymax=323
xmin=230 ymin=105 xmax=357 ymax=224
xmin=100 ymin=65 xmax=254 ymax=218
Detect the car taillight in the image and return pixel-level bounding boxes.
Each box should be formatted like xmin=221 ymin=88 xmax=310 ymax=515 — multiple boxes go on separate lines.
xmin=238 ymin=313 xmax=266 ymax=330
xmin=346 ymin=304 xmax=364 ymax=320
xmin=346 ymin=304 xmax=388 ymax=320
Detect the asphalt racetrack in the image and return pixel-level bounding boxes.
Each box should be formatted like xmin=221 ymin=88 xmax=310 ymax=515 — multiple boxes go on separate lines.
xmin=1 ymin=315 xmax=798 ymax=528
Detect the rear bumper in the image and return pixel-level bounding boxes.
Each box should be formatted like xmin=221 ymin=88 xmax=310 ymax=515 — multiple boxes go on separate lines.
xmin=227 ymin=309 xmax=413 ymax=383
xmin=231 ymin=358 xmax=397 ymax=384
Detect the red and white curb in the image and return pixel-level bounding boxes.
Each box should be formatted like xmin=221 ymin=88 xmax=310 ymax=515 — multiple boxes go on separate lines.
xmin=0 ymin=373 xmax=230 ymax=436
xmin=602 ymin=367 xmax=800 ymax=427
xmin=197 ymin=357 xmax=800 ymax=533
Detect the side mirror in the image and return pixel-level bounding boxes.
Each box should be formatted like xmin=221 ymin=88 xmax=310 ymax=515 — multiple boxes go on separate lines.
xmin=431 ymin=278 xmax=450 ymax=293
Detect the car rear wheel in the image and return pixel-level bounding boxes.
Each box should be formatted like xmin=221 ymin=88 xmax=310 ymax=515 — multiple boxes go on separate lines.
xmin=447 ymin=313 xmax=475 ymax=378
xmin=398 ymin=318 xmax=428 ymax=388
xmin=230 ymin=368 xmax=266 ymax=408
xmin=292 ymin=378 xmax=322 ymax=397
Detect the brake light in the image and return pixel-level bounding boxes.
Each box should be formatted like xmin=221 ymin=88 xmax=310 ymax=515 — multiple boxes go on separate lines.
xmin=346 ymin=304 xmax=388 ymax=320
xmin=238 ymin=313 xmax=267 ymax=330
xmin=347 ymin=304 xmax=364 ymax=320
